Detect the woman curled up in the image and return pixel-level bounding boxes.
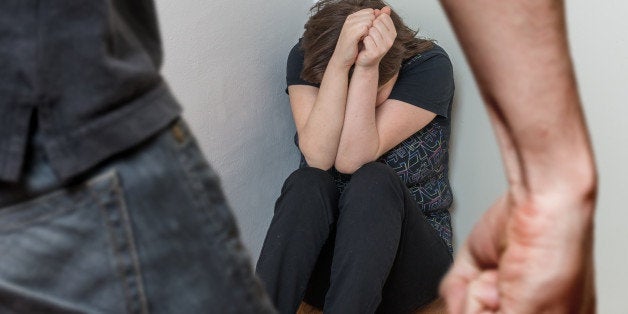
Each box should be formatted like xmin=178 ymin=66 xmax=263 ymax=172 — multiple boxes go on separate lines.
xmin=257 ymin=1 xmax=455 ymax=313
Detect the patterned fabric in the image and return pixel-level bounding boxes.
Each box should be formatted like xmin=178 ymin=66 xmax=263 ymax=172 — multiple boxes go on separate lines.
xmin=380 ymin=120 xmax=453 ymax=251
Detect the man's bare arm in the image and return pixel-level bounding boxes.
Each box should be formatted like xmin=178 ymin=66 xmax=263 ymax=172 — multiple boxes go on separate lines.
xmin=438 ymin=1 xmax=598 ymax=313
xmin=440 ymin=0 xmax=596 ymax=195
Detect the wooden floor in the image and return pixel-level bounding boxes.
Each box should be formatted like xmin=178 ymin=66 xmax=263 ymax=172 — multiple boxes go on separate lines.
xmin=296 ymin=298 xmax=446 ymax=314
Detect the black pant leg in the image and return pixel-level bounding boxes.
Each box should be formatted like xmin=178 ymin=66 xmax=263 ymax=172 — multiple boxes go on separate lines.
xmin=256 ymin=167 xmax=339 ymax=314
xmin=377 ymin=184 xmax=452 ymax=313
xmin=301 ymin=228 xmax=335 ymax=310
xmin=323 ymin=162 xmax=405 ymax=313
xmin=324 ymin=162 xmax=451 ymax=314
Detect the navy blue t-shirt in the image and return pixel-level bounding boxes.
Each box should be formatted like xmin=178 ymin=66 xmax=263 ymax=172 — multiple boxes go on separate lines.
xmin=286 ymin=41 xmax=455 ymax=251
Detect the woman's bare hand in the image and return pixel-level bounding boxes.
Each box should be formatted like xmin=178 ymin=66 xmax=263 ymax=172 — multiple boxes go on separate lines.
xmin=356 ymin=6 xmax=397 ymax=68
xmin=330 ymin=8 xmax=377 ymax=69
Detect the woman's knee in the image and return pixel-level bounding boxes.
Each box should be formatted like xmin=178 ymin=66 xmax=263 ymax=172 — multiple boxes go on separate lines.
xmin=275 ymin=167 xmax=339 ymax=220
xmin=283 ymin=167 xmax=336 ymax=193
xmin=340 ymin=162 xmax=405 ymax=212
xmin=345 ymin=162 xmax=402 ymax=195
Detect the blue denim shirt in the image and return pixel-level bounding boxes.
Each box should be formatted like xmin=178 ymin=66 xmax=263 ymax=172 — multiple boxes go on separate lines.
xmin=0 ymin=0 xmax=181 ymax=182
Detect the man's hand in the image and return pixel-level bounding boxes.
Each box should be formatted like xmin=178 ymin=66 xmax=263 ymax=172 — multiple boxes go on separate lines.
xmin=355 ymin=6 xmax=397 ymax=68
xmin=436 ymin=0 xmax=598 ymax=312
xmin=330 ymin=8 xmax=376 ymax=69
xmin=440 ymin=189 xmax=596 ymax=313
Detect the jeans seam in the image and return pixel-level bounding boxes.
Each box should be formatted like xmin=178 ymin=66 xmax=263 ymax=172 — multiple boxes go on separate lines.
xmin=111 ymin=176 xmax=150 ymax=314
xmin=171 ymin=125 xmax=271 ymax=313
xmin=93 ymin=172 xmax=149 ymax=314
xmin=168 ymin=122 xmax=227 ymax=235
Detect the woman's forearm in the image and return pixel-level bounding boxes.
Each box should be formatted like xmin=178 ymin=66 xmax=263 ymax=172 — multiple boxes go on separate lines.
xmin=334 ymin=65 xmax=380 ymax=174
xmin=298 ymin=58 xmax=351 ymax=170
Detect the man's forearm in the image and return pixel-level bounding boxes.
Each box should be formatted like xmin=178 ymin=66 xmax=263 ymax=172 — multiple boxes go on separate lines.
xmin=439 ymin=0 xmax=597 ymax=198
xmin=439 ymin=1 xmax=598 ymax=312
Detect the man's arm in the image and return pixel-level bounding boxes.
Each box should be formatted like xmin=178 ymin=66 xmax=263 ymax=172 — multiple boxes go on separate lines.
xmin=438 ymin=0 xmax=597 ymax=313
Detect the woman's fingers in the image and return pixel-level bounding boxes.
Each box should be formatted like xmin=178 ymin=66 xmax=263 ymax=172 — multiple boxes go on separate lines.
xmin=380 ymin=5 xmax=392 ymax=16
xmin=335 ymin=9 xmax=375 ymax=60
xmin=374 ymin=11 xmax=396 ymax=42
xmin=367 ymin=24 xmax=385 ymax=48
xmin=367 ymin=20 xmax=395 ymax=56
xmin=362 ymin=35 xmax=377 ymax=53
xmin=379 ymin=14 xmax=396 ymax=34
xmin=347 ymin=8 xmax=375 ymax=28
xmin=344 ymin=6 xmax=398 ymax=67
xmin=347 ymin=7 xmax=396 ymax=43
xmin=345 ymin=11 xmax=376 ymax=42
xmin=353 ymin=7 xmax=375 ymax=16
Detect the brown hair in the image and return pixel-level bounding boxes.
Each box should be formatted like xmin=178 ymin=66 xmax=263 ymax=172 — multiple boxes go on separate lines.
xmin=301 ymin=0 xmax=433 ymax=86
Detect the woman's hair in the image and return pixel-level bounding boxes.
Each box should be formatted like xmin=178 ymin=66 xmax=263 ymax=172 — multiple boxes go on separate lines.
xmin=301 ymin=0 xmax=433 ymax=86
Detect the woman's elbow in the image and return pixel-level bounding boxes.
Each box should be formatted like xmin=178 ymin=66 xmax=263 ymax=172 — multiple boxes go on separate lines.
xmin=335 ymin=147 xmax=382 ymax=174
xmin=299 ymin=142 xmax=335 ymax=171
xmin=302 ymin=153 xmax=335 ymax=171
xmin=334 ymin=156 xmax=367 ymax=174
xmin=306 ymin=160 xmax=334 ymax=171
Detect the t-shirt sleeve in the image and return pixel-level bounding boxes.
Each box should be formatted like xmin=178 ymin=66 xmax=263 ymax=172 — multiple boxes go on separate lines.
xmin=388 ymin=47 xmax=454 ymax=117
xmin=286 ymin=40 xmax=320 ymax=93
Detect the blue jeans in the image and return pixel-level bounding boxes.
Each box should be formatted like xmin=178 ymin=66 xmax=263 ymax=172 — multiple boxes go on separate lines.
xmin=0 ymin=119 xmax=276 ymax=314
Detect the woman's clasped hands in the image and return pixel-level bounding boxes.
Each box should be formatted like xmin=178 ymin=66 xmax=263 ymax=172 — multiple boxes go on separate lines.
xmin=331 ymin=6 xmax=398 ymax=70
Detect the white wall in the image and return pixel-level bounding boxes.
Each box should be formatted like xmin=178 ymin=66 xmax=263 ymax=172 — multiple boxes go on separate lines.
xmin=155 ymin=0 xmax=309 ymax=261
xmin=156 ymin=0 xmax=627 ymax=311
xmin=567 ymin=2 xmax=628 ymax=311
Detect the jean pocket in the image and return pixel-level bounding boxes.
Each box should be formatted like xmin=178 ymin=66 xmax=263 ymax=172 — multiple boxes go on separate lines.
xmin=0 ymin=171 xmax=148 ymax=314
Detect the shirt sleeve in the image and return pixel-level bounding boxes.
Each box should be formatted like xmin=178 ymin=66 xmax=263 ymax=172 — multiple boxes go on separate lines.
xmin=286 ymin=40 xmax=320 ymax=93
xmin=388 ymin=46 xmax=455 ymax=117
